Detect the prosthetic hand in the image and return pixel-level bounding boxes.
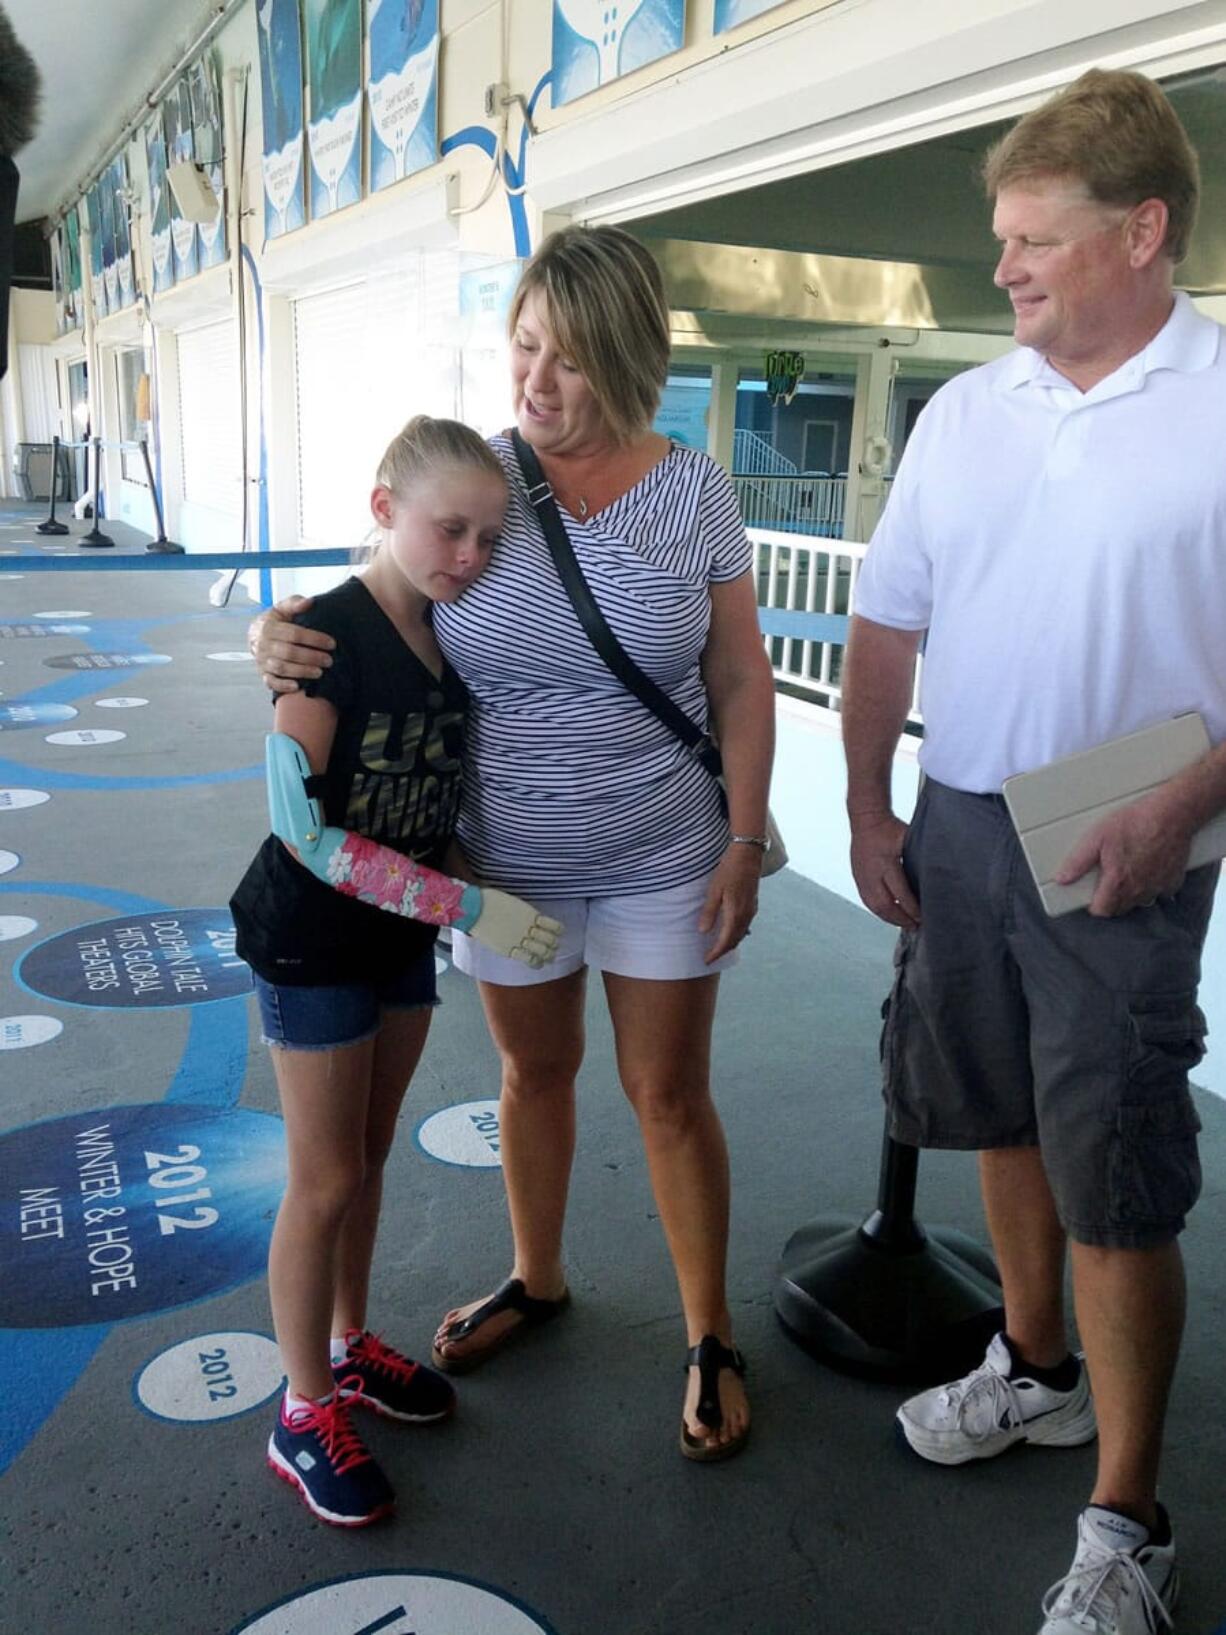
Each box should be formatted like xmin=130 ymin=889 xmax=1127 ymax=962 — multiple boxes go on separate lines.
xmin=266 ymin=733 xmax=562 ymax=968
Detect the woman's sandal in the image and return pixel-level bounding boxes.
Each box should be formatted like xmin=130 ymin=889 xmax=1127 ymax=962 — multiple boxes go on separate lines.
xmin=680 ymin=1334 xmax=749 ymax=1463
xmin=430 ymin=1277 xmax=570 ymax=1376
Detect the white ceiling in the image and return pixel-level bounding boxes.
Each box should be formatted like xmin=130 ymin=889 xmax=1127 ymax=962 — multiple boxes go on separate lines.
xmin=6 ymin=0 xmax=216 ymax=223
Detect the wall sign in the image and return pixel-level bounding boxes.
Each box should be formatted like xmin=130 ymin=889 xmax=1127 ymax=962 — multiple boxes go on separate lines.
xmin=552 ymin=0 xmax=683 ymax=107
xmin=1 ymin=1103 xmax=285 ymax=1327
xmin=368 ymin=0 xmax=439 ymax=191
xmin=305 ymin=0 xmax=362 ymax=219
xmin=258 ymin=0 xmax=308 ymax=239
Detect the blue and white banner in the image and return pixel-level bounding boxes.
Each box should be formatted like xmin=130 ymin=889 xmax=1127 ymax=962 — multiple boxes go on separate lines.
xmin=84 ymin=187 xmax=104 ymax=316
xmin=257 ymin=0 xmax=307 ymax=238
xmin=144 ymin=117 xmax=175 ymax=294
xmin=368 ymin=0 xmax=439 ymax=192
xmin=713 ymin=0 xmax=787 ymax=30
xmin=164 ymin=78 xmax=200 ymax=284
xmin=552 ymin=0 xmax=684 ymax=107
xmin=111 ymin=156 xmax=135 ymax=309
xmin=188 ymin=55 xmax=227 ymax=271
xmin=98 ymin=178 xmax=117 ymax=316
xmin=305 ymin=0 xmax=363 ymax=219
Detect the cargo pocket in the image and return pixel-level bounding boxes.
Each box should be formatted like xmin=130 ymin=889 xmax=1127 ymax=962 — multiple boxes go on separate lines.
xmin=1106 ymin=997 xmax=1206 ymax=1231
xmin=879 ymin=932 xmax=915 ymax=1087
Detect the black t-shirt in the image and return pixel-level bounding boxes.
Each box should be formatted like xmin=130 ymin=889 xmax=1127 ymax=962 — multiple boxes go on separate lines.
xmin=230 ymin=577 xmax=469 ymax=985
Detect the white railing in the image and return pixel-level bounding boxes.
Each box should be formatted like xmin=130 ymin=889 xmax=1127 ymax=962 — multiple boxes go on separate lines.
xmin=735 ymin=473 xmax=846 ymax=538
xmin=732 ymin=428 xmax=798 ymax=477
xmin=753 ymin=525 xmax=923 ymax=723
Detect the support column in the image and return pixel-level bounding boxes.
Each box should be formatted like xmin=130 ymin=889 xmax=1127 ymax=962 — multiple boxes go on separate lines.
xmin=844 ymin=344 xmax=894 ymax=543
xmin=706 ymin=354 xmax=737 ymax=475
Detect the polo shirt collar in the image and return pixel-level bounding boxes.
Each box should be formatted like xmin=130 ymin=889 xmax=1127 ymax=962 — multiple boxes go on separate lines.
xmin=998 ymin=290 xmax=1221 ymax=395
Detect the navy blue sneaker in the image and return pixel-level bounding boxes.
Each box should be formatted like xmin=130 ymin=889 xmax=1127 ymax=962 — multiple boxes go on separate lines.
xmin=267 ymin=1379 xmax=394 ymax=1527
xmin=336 ymin=1329 xmax=456 ymax=1423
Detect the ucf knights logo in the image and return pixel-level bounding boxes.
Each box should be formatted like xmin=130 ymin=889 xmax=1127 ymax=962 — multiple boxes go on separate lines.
xmin=765 ymin=349 xmax=805 ymax=406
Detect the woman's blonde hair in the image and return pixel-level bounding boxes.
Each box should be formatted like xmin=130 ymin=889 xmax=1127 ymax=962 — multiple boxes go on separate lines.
xmin=376 ymin=413 xmax=505 ymax=495
xmin=507 ymin=226 xmax=671 ymax=443
xmin=982 ymin=68 xmax=1200 ymax=264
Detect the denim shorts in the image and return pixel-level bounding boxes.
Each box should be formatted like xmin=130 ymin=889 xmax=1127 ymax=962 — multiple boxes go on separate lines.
xmin=881 ymin=778 xmax=1218 ymax=1250
xmin=252 ymin=947 xmax=440 ymax=1052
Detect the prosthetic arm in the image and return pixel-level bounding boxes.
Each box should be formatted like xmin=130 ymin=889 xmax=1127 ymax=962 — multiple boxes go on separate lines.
xmin=266 ymin=732 xmax=562 ymax=968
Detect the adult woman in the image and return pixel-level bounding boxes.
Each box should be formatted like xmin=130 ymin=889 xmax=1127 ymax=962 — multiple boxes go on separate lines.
xmin=254 ymin=225 xmax=776 ymax=1459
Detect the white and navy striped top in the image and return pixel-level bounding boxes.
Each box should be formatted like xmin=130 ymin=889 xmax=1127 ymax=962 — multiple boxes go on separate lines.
xmin=432 ymin=433 xmax=754 ymax=897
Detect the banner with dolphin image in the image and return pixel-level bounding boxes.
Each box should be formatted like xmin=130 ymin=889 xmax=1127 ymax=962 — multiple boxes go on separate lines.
xmin=305 ymin=0 xmax=363 ymax=219
xmin=368 ymin=0 xmax=439 ymax=193
xmin=257 ymin=0 xmax=307 ymax=239
xmin=188 ymin=54 xmax=228 ymax=270
xmin=551 ymin=0 xmax=684 ymax=107
xmin=110 ymin=155 xmax=136 ymax=309
xmin=145 ymin=117 xmax=175 ymax=294
xmin=164 ymin=78 xmax=200 ymax=284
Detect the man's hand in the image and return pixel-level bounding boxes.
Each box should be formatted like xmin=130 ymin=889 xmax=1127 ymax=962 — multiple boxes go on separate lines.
xmin=1054 ymin=787 xmax=1193 ymax=916
xmin=248 ymin=595 xmax=334 ymax=694
xmin=850 ymin=811 xmax=920 ymax=930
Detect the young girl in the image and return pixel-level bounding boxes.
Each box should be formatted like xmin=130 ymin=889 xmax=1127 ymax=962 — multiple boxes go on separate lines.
xmin=231 ymin=416 xmax=542 ymax=1527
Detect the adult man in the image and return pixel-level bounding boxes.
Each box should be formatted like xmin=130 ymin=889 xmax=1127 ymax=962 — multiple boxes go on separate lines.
xmin=843 ymin=68 xmax=1226 ymax=1635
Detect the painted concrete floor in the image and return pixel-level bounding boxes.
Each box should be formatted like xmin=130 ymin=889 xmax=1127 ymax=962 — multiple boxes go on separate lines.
xmin=2 ymin=508 xmax=1226 ymax=1635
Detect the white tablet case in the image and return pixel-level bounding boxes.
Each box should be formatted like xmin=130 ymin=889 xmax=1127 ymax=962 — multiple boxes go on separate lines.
xmin=1002 ymin=713 xmax=1226 ymax=917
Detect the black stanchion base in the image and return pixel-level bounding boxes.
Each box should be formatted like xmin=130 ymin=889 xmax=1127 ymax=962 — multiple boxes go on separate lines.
xmin=145 ymin=539 xmax=185 ymax=555
xmin=36 ymin=521 xmax=70 ymax=536
xmin=80 ymin=530 xmax=115 ymax=549
xmin=775 ymin=1213 xmax=1004 ymax=1386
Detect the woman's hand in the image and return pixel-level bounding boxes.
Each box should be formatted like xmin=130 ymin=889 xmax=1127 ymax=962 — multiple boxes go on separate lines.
xmin=699 ymin=842 xmax=762 ymax=962
xmin=248 ymin=595 xmax=334 ymax=694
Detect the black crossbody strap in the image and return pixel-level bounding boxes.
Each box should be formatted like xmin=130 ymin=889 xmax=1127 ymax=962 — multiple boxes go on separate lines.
xmin=510 ymin=429 xmax=724 ymax=783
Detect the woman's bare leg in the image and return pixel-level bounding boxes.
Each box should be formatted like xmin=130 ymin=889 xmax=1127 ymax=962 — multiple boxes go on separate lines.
xmin=603 ymin=970 xmax=748 ymax=1452
xmin=433 ymin=970 xmax=585 ymax=1361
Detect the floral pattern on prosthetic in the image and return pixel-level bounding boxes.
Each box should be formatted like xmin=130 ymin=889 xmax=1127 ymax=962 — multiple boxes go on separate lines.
xmin=325 ymin=833 xmax=469 ymax=924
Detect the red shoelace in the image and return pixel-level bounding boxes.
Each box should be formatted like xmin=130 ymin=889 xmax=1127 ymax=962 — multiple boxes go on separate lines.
xmin=285 ymin=1378 xmax=371 ymax=1475
xmin=345 ymin=1329 xmax=420 ymax=1385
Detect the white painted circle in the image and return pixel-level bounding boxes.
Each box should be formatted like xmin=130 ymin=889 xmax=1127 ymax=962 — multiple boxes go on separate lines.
xmin=35 ymin=609 xmax=91 ymax=619
xmin=415 ymin=1100 xmax=502 ymax=1168
xmin=0 ymin=573 xmax=24 ymax=579
xmin=0 ymin=789 xmax=51 ymax=811
xmin=95 ymin=696 xmax=149 ymax=709
xmin=235 ymin=1574 xmax=555 ymax=1634
xmin=136 ymin=1331 xmax=285 ymax=1423
xmin=45 ymin=729 xmax=126 ymax=746
xmin=0 ymin=850 xmax=18 ymax=875
xmin=0 ymin=915 xmax=38 ymax=941
xmin=205 ymin=651 xmax=254 ymax=663
xmin=0 ymin=1015 xmax=63 ymax=1049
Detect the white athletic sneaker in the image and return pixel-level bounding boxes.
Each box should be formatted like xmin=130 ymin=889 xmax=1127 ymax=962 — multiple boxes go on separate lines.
xmin=1038 ymin=1506 xmax=1177 ymax=1634
xmin=896 ymin=1332 xmax=1097 ymax=1465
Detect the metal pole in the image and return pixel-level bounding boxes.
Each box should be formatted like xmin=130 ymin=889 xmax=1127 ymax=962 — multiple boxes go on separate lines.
xmin=80 ymin=437 xmax=114 ymax=548
xmin=140 ymin=438 xmax=183 ymax=553
xmin=35 ymin=436 xmax=70 ymax=535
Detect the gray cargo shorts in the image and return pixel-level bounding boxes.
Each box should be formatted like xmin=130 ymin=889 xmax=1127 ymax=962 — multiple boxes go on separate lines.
xmin=881 ymin=777 xmax=1218 ymax=1249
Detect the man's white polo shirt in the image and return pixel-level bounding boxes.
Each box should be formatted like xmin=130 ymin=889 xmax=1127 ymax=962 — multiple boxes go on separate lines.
xmin=854 ymin=292 xmax=1226 ymax=793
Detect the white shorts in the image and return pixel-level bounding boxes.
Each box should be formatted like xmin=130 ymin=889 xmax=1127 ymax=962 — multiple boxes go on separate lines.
xmin=451 ymin=872 xmax=740 ymax=987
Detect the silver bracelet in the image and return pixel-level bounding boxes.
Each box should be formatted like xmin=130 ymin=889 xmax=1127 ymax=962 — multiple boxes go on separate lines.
xmin=730 ymin=833 xmax=771 ymax=854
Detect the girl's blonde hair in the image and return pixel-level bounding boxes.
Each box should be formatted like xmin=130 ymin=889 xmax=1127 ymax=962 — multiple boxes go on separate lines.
xmin=507 ymin=226 xmax=671 ymax=444
xmin=360 ymin=415 xmax=504 ymax=563
xmin=376 ymin=413 xmax=505 ymax=494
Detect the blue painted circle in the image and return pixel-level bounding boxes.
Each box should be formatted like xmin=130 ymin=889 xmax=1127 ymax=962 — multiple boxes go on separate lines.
xmin=18 ymin=908 xmax=251 ymax=1009
xmin=0 ymin=1103 xmax=285 ymax=1328
xmin=0 ymin=702 xmax=79 ymax=732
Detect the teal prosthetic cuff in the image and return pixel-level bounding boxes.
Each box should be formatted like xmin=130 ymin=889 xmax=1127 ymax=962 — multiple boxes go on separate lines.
xmin=266 ymin=731 xmax=324 ymax=854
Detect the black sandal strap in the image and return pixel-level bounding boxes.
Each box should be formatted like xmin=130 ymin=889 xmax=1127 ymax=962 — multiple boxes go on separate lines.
xmin=683 ymin=1335 xmax=747 ymax=1432
xmin=441 ymin=1278 xmax=565 ymax=1343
